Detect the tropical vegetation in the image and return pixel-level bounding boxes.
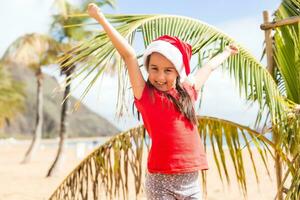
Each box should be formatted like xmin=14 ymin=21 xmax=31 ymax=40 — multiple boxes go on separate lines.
xmin=50 ymin=0 xmax=300 ymax=199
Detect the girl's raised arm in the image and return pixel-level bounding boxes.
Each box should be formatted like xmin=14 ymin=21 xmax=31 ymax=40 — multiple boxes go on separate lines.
xmin=87 ymin=3 xmax=145 ymax=99
xmin=192 ymin=44 xmax=238 ymax=91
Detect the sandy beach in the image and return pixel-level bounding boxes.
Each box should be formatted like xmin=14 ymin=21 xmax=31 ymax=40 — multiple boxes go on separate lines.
xmin=0 ymin=137 xmax=277 ymax=200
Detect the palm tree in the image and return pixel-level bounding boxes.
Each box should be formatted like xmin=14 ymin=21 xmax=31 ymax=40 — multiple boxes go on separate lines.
xmin=268 ymin=0 xmax=300 ymax=199
xmin=3 ymin=33 xmax=64 ymax=163
xmin=50 ymin=0 xmax=299 ymax=199
xmin=46 ymin=0 xmax=116 ymax=177
xmin=0 ymin=65 xmax=24 ymax=128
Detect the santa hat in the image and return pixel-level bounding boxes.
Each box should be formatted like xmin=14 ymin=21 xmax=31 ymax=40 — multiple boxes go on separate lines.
xmin=143 ymin=35 xmax=192 ymax=81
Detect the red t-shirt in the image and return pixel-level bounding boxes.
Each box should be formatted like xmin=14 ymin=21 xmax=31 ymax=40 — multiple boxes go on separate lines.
xmin=134 ymin=82 xmax=208 ymax=174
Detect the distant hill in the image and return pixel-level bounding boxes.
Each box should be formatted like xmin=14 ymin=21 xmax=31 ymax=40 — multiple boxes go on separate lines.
xmin=2 ymin=64 xmax=119 ymax=138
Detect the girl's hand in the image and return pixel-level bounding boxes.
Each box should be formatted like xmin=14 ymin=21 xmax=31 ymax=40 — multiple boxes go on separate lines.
xmin=87 ymin=3 xmax=102 ymax=19
xmin=225 ymin=43 xmax=239 ymax=55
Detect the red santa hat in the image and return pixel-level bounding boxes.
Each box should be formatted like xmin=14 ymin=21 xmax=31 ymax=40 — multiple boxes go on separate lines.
xmin=143 ymin=35 xmax=192 ymax=81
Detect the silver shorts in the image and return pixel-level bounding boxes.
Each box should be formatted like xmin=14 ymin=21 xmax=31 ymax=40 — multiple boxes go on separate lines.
xmin=145 ymin=171 xmax=202 ymax=200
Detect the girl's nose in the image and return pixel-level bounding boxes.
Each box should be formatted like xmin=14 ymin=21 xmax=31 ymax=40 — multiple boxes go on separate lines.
xmin=157 ymin=72 xmax=165 ymax=81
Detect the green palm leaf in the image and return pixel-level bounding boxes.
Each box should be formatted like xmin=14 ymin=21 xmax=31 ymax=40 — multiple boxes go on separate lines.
xmin=272 ymin=1 xmax=300 ymax=199
xmin=285 ymin=167 xmax=300 ymax=200
xmin=2 ymin=33 xmax=65 ymax=72
xmin=198 ymin=116 xmax=274 ymax=195
xmin=49 ymin=116 xmax=276 ymax=199
xmin=59 ymin=14 xmax=288 ymax=125
xmin=53 ymin=0 xmax=117 ymax=19
xmin=0 ymin=65 xmax=24 ymax=127
xmin=51 ymin=0 xmax=117 ymax=42
xmin=273 ymin=0 xmax=300 ymax=157
xmin=274 ymin=0 xmax=300 ymax=104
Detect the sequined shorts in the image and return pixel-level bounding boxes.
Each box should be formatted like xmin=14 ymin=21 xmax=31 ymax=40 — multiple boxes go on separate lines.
xmin=145 ymin=171 xmax=202 ymax=200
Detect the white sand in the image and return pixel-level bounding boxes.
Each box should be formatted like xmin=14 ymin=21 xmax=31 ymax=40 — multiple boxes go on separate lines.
xmin=0 ymin=138 xmax=277 ymax=200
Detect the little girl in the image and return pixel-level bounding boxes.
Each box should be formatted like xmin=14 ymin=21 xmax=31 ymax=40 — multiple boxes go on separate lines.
xmin=87 ymin=3 xmax=238 ymax=200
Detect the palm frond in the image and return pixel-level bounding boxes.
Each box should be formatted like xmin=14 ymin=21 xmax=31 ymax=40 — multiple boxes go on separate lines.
xmin=256 ymin=0 xmax=299 ymax=129
xmin=285 ymin=167 xmax=300 ymax=200
xmin=51 ymin=4 xmax=92 ymax=41
xmin=271 ymin=1 xmax=300 ymax=198
xmin=2 ymin=33 xmax=65 ymax=71
xmin=272 ymin=0 xmax=300 ymax=158
xmin=59 ymin=14 xmax=288 ymax=126
xmin=49 ymin=125 xmax=147 ymax=200
xmin=49 ymin=116 xmax=276 ymax=199
xmin=198 ymin=116 xmax=274 ymax=195
xmin=274 ymin=0 xmax=300 ymax=104
xmin=0 ymin=65 xmax=25 ymax=126
xmin=82 ymin=0 xmax=117 ymax=9
xmin=53 ymin=0 xmax=116 ymax=17
xmin=51 ymin=0 xmax=116 ymax=42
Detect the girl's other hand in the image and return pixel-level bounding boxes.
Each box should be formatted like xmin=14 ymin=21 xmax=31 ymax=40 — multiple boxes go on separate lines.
xmin=225 ymin=43 xmax=239 ymax=55
xmin=87 ymin=3 xmax=102 ymax=19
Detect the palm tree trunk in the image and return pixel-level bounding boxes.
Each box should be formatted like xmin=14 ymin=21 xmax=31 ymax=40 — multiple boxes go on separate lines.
xmin=22 ymin=69 xmax=43 ymax=163
xmin=274 ymin=128 xmax=283 ymax=200
xmin=275 ymin=152 xmax=283 ymax=200
xmin=46 ymin=69 xmax=72 ymax=176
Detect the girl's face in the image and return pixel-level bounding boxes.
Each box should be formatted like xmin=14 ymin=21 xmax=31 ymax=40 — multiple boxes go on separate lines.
xmin=147 ymin=52 xmax=179 ymax=92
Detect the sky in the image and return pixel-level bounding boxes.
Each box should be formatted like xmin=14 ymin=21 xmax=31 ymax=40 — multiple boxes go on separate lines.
xmin=0 ymin=0 xmax=282 ymax=131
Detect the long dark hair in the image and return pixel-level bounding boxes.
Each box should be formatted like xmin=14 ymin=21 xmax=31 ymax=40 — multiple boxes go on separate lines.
xmin=165 ymin=77 xmax=197 ymax=124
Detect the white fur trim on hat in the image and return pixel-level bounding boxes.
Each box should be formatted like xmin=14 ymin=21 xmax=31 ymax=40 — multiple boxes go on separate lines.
xmin=143 ymin=40 xmax=187 ymax=81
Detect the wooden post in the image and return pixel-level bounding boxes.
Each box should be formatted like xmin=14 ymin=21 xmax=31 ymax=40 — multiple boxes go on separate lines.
xmin=262 ymin=11 xmax=274 ymax=76
xmin=260 ymin=16 xmax=300 ymax=30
